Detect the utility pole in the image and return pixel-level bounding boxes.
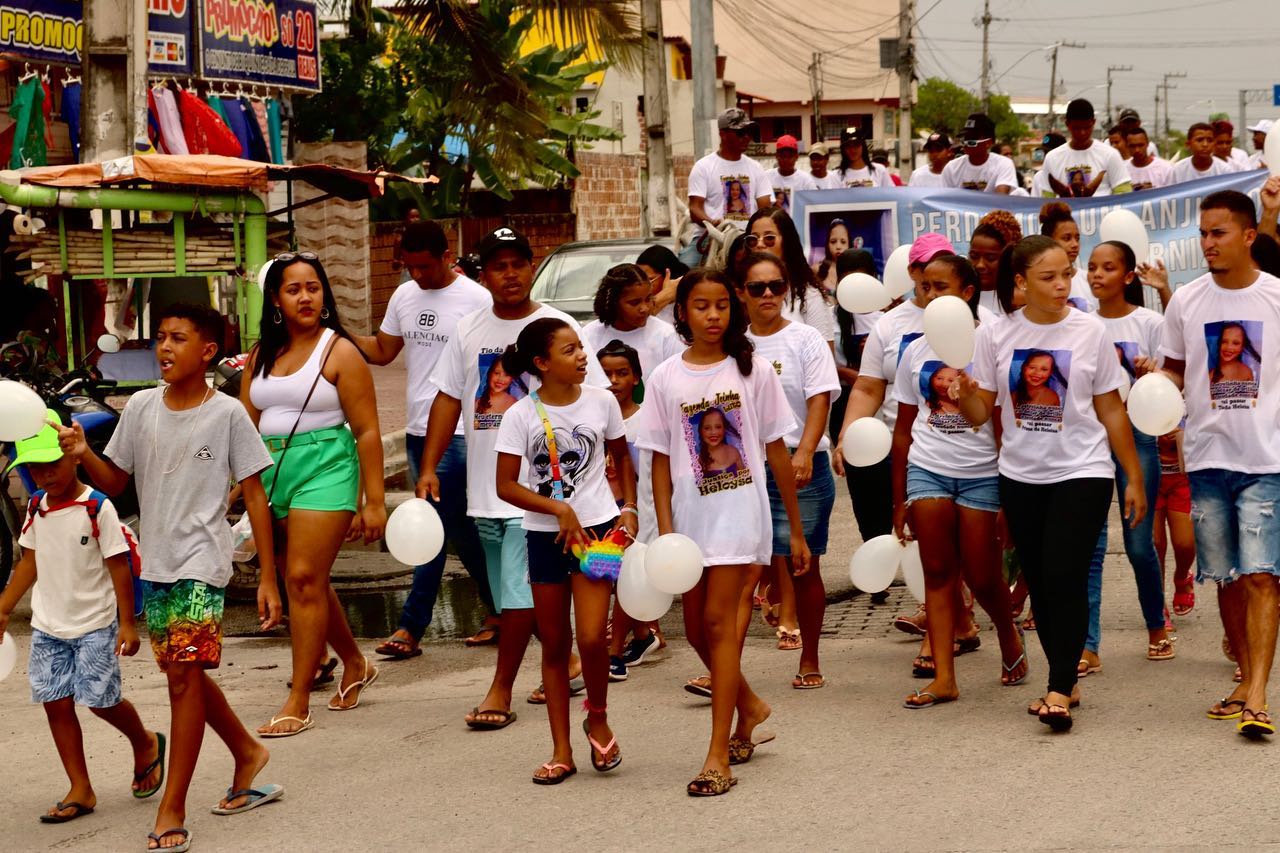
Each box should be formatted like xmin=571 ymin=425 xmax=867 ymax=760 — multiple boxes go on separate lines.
xmin=808 ymin=52 xmax=823 ymax=144
xmin=639 ymin=0 xmax=674 ymax=238
xmin=1239 ymin=88 xmax=1269 ymax=150
xmin=83 ymin=0 xmax=149 ymax=161
xmin=1105 ymin=65 xmax=1132 ymax=126
xmin=1044 ymin=41 xmax=1085 ymax=131
xmin=978 ymin=0 xmax=992 ymax=113
xmin=1160 ymin=72 xmax=1186 ymax=139
xmin=690 ymin=0 xmax=716 ymax=158
xmin=897 ymin=0 xmax=915 ymax=180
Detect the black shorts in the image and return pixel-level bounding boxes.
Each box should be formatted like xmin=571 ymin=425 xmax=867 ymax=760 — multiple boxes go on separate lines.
xmin=526 ymin=519 xmax=619 ymax=584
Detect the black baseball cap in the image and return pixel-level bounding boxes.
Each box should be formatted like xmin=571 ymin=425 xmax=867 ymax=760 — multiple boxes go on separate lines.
xmin=1065 ymin=99 xmax=1095 ymax=121
xmin=962 ymin=113 xmax=996 ymax=140
xmin=923 ymin=132 xmax=950 ymax=151
xmin=475 ymin=226 xmax=533 ymax=266
xmin=1118 ymin=107 xmax=1141 ymax=124
xmin=840 ymin=126 xmax=865 ymax=144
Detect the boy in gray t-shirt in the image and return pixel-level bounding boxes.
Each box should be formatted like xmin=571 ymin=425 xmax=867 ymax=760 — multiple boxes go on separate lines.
xmin=59 ymin=304 xmax=284 ymax=850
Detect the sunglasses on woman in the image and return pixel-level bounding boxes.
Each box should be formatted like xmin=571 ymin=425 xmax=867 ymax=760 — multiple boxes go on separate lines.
xmin=743 ymin=279 xmax=788 ymax=297
xmin=274 ymin=250 xmax=320 ymax=262
xmin=745 ymin=233 xmax=780 ymax=249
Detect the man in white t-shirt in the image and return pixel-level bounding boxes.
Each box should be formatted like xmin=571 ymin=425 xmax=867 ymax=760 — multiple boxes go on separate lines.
xmin=1171 ymin=123 xmax=1235 ymax=184
xmin=1247 ymin=119 xmax=1272 ymax=171
xmin=807 ymin=142 xmax=842 ymax=189
xmin=766 ymin=134 xmax=818 ymax=215
xmin=1030 ymin=132 xmax=1066 ymax=198
xmin=942 ymin=113 xmax=1016 ymax=194
xmin=681 ymin=107 xmax=773 ymax=268
xmin=1108 ymin=107 xmax=1159 ymax=159
xmin=1125 ymin=127 xmax=1174 ymax=191
xmin=1213 ymin=120 xmax=1252 ymax=172
xmin=909 ymin=132 xmax=951 ymax=188
xmin=1041 ymin=99 xmax=1132 ymax=197
xmin=354 ymin=221 xmax=495 ymax=658
xmin=1158 ymin=190 xmax=1280 ymax=732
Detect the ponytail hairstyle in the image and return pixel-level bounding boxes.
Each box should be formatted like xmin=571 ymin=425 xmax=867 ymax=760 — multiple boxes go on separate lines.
xmin=1038 ymin=201 xmax=1076 ymax=240
xmin=926 ymin=254 xmax=983 ymax=318
xmin=976 ymin=209 xmax=1023 ymax=247
xmin=499 ymin=317 xmax=571 ymax=392
xmin=592 ymin=263 xmax=650 ymax=327
xmin=674 ymin=268 xmax=755 ymax=375
xmin=996 ymin=235 xmax=1064 ymax=314
xmin=1095 ymin=239 xmax=1145 ymax=307
xmin=833 ymin=249 xmax=878 ymax=368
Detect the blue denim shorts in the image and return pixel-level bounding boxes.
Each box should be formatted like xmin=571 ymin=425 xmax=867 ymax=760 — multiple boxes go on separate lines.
xmin=766 ymin=452 xmax=836 ymax=557
xmin=1187 ymin=469 xmax=1280 ymax=585
xmin=906 ymin=464 xmax=1001 ymax=513
xmin=474 ymin=517 xmax=533 ymax=611
xmin=28 ymin=622 xmax=122 ymax=708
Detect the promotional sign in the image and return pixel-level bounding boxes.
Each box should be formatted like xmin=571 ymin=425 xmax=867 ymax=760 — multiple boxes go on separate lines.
xmin=794 ymin=170 xmax=1271 ymax=294
xmin=148 ymin=0 xmax=194 ymax=75
xmin=197 ymin=0 xmax=321 ymax=92
xmin=0 ymin=1 xmax=193 ymax=74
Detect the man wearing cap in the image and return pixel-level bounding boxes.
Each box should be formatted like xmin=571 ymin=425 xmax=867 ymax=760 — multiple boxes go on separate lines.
xmin=835 ymin=125 xmax=895 ymax=188
xmin=1105 ymin=108 xmax=1159 ymax=159
xmin=1125 ymin=127 xmax=1173 ymax=191
xmin=681 ymin=107 xmax=773 ymax=267
xmin=1248 ymin=120 xmax=1273 ymax=171
xmin=765 ymin=134 xmax=818 ymax=214
xmin=1040 ymin=99 xmax=1132 ymax=197
xmin=941 ymin=113 xmax=1016 ymax=194
xmin=909 ymin=133 xmax=951 ymax=188
xmin=419 ymin=225 xmax=607 ymax=729
xmin=807 ymin=142 xmax=842 ymax=189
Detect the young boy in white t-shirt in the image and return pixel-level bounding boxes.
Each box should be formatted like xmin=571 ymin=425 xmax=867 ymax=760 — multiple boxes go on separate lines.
xmin=0 ymin=413 xmax=164 ymax=824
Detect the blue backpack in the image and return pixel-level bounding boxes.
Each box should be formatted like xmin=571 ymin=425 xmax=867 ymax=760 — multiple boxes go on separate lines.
xmin=22 ymin=489 xmax=145 ymax=617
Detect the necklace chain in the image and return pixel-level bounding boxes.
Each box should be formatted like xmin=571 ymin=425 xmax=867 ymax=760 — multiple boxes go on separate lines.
xmin=152 ymin=385 xmax=212 ymax=475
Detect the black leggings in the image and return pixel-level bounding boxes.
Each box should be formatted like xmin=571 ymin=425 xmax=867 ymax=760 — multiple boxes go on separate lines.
xmin=999 ymin=476 xmax=1113 ymax=696
xmin=829 ymin=385 xmax=893 ymax=539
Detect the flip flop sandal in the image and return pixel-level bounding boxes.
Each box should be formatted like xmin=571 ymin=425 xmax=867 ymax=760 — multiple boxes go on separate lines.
xmin=1172 ymin=588 xmax=1195 ymax=616
xmin=528 ymin=675 xmax=585 ymax=705
xmin=1207 ymin=698 xmax=1247 ymax=720
xmin=1238 ymin=710 xmax=1276 ymax=738
xmin=1027 ymin=695 xmax=1081 ymax=715
xmin=582 ymin=719 xmax=622 ymax=772
xmin=1147 ymin=639 xmax=1176 ymax=661
xmin=1038 ymin=703 xmax=1073 ymax=732
xmin=792 ymin=671 xmax=825 ymax=689
xmin=1002 ymin=653 xmax=1029 ymax=686
xmin=912 ymin=656 xmax=935 ymax=679
xmin=145 ymin=828 xmax=191 ymax=852
xmin=893 ymin=610 xmax=928 ymax=636
xmin=375 ymin=637 xmax=423 ymax=660
xmin=328 ymin=658 xmax=379 ymax=711
xmin=258 ymin=713 xmax=315 ymax=738
xmin=687 ymin=769 xmax=737 ymax=797
xmin=904 ymin=689 xmax=954 ymax=710
xmin=531 ymin=763 xmax=577 ymax=785
xmin=287 ymin=657 xmax=339 ymax=691
xmin=776 ymin=628 xmax=802 ymax=651
xmin=466 ymin=707 xmax=517 ymax=730
xmin=39 ymin=801 xmax=94 ymax=823
xmin=684 ymin=676 xmax=713 ymax=698
xmin=1077 ymin=659 xmax=1102 ymax=677
xmin=211 ymin=783 xmax=285 ymax=816
xmin=464 ymin=625 xmax=500 ymax=646
xmin=955 ymin=635 xmax=982 ymax=656
xmin=133 ymin=732 xmax=166 ymax=799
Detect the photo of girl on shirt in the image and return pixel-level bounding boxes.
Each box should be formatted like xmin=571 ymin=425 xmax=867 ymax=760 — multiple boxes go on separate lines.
xmin=685 ymin=398 xmax=751 ymax=494
xmin=724 ymin=178 xmax=750 ymax=219
xmin=919 ymin=361 xmax=973 ymax=432
xmin=474 ymin=351 xmax=526 ymax=429
xmin=1010 ymin=348 xmax=1071 ymax=429
xmin=1114 ymin=341 xmax=1139 ymax=383
xmin=1205 ymin=320 xmax=1261 ymax=408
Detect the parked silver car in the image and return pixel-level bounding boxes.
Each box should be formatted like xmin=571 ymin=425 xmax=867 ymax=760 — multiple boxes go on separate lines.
xmin=531 ymin=239 xmax=670 ymax=322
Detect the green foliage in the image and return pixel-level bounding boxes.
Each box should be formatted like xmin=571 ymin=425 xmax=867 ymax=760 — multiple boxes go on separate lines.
xmin=913 ymin=78 xmax=1030 ymax=144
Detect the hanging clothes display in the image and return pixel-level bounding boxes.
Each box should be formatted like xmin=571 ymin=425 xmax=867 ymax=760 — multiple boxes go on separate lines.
xmin=250 ymin=100 xmax=272 ymax=161
xmin=145 ymin=89 xmax=166 ymax=154
xmin=176 ymin=88 xmax=242 ymax=158
xmin=40 ymin=78 xmax=54 ymax=149
xmin=9 ymin=76 xmax=47 ymax=168
xmin=218 ymin=97 xmax=253 ymax=158
xmin=239 ymin=97 xmax=269 ymax=162
xmin=151 ymin=87 xmax=190 ymax=156
xmin=61 ymin=81 xmax=81 ymax=162
xmin=266 ymin=98 xmax=284 ymax=165
xmin=206 ymin=94 xmax=228 ymax=123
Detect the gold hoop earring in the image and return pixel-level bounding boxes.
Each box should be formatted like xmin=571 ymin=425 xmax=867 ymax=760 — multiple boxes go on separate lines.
xmin=272 ymin=308 xmax=282 ymax=324
xmin=320 ymin=307 xmax=330 ymax=320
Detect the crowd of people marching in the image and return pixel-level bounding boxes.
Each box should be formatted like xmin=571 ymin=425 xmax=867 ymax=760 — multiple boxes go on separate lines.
xmin=3 ymin=102 xmax=1280 ymax=850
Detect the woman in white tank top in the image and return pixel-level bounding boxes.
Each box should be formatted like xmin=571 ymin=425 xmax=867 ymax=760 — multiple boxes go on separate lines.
xmin=241 ymin=251 xmax=387 ymax=737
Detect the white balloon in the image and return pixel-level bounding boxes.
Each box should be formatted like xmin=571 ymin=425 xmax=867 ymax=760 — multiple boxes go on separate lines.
xmin=1126 ymin=372 xmax=1185 ymax=437
xmin=922 ymin=294 xmax=975 ymax=369
xmin=883 ymin=244 xmax=914 ymax=299
xmin=841 ymin=417 xmax=892 ymax=467
xmin=836 ymin=272 xmax=891 ymax=314
xmin=645 ymin=533 xmax=704 ymax=595
xmin=384 ymin=498 xmax=445 ymax=566
xmin=1099 ymin=208 xmax=1150 ymax=265
xmin=0 ymin=380 xmax=46 ymax=442
xmin=900 ymin=540 xmax=925 ymax=603
xmin=256 ymin=260 xmax=273 ymax=292
xmin=0 ymin=632 xmax=15 ymax=682
xmin=617 ymin=543 xmax=673 ymax=622
xmin=97 ymin=333 xmax=122 ymax=354
xmin=849 ymin=534 xmax=903 ymax=593
xmin=1267 ymin=124 xmax=1280 ymax=178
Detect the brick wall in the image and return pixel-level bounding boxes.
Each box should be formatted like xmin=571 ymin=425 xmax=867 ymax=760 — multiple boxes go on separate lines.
xmin=574 ymin=152 xmax=644 ymax=240
xmin=673 ymin=154 xmax=695 ymax=207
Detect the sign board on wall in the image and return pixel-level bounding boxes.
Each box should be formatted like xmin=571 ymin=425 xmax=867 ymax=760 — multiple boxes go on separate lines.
xmin=196 ymin=0 xmax=321 ymax=92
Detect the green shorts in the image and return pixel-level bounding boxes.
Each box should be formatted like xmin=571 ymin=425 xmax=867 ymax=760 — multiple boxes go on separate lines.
xmin=261 ymin=424 xmax=359 ymax=519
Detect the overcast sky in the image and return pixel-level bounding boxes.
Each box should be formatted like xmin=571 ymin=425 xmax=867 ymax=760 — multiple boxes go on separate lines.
xmin=915 ymin=0 xmax=1278 ymax=130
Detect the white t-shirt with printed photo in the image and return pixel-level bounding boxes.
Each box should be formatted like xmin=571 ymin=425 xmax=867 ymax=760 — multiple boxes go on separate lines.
xmin=973 ymin=308 xmax=1128 ymax=483
xmin=431 ymin=304 xmax=607 ymax=518
xmin=942 ymin=153 xmax=1018 ymax=192
xmin=1097 ymin=307 xmax=1164 ymax=390
xmin=1040 ymin=141 xmax=1132 ymax=196
xmin=635 ymin=355 xmax=795 ymax=566
xmin=1159 ymin=271 xmax=1280 ymax=473
xmin=836 ymin=163 xmax=895 ymax=189
xmin=688 ymin=152 xmax=772 ymax=238
xmin=1170 ymin=157 xmax=1234 ymax=184
xmin=1127 ymin=158 xmax=1174 ymax=191
xmin=19 ymin=487 xmax=131 ymax=639
xmin=494 ymin=385 xmax=626 ymax=532
xmin=766 ymin=168 xmax=818 ymax=215
xmin=380 ymin=274 xmax=491 ymax=436
xmin=746 ymin=322 xmax=841 ymax=451
xmin=580 ymin=317 xmax=683 ymax=383
xmin=894 ymin=336 xmax=998 ymax=479
xmin=909 ymin=166 xmax=947 ymax=188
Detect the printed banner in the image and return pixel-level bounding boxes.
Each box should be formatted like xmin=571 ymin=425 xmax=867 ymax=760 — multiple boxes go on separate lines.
xmin=148 ymin=0 xmax=194 ymax=74
xmin=197 ymin=0 xmax=321 ymax=93
xmin=0 ymin=0 xmax=192 ymax=74
xmin=793 ymin=170 xmax=1271 ymax=293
